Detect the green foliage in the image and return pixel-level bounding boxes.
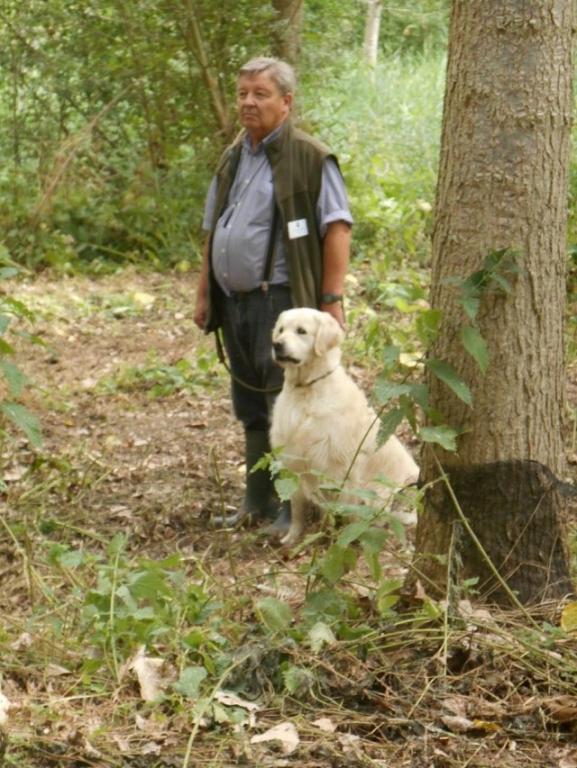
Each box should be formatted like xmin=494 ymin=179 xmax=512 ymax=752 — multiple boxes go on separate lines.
xmin=0 ymin=262 xmax=42 ymax=454
xmin=97 ymin=352 xmax=220 ymax=397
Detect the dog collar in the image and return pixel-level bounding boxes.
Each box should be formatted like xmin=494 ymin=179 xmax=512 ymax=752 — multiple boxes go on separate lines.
xmin=296 ymin=366 xmax=339 ymax=388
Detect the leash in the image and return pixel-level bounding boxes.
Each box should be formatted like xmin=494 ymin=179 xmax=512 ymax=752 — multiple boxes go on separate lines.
xmin=214 ymin=327 xmax=283 ymax=395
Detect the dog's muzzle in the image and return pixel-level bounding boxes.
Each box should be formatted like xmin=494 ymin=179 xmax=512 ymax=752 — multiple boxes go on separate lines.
xmin=273 ymin=342 xmax=299 ymax=365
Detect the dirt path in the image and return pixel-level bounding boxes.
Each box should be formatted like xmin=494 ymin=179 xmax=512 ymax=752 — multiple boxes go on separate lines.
xmin=1 ymin=270 xmax=576 ymax=768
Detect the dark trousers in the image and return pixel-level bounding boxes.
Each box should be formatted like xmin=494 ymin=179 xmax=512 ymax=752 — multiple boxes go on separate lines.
xmin=220 ymin=285 xmax=293 ymax=431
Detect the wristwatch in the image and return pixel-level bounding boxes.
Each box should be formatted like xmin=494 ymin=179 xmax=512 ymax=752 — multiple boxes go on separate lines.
xmin=320 ymin=293 xmax=343 ymax=305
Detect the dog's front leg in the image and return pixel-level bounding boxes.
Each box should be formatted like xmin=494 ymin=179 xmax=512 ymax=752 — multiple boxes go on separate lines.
xmin=280 ymin=488 xmax=308 ymax=547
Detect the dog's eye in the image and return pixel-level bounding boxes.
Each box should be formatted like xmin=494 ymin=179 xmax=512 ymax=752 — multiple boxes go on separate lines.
xmin=297 ymin=327 xmax=307 ymax=335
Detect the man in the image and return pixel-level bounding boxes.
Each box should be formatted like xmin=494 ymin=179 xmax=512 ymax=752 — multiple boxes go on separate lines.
xmin=194 ymin=56 xmax=352 ymax=532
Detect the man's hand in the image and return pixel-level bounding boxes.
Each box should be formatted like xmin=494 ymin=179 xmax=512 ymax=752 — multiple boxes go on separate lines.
xmin=320 ymin=300 xmax=345 ymax=328
xmin=194 ymin=293 xmax=208 ymax=330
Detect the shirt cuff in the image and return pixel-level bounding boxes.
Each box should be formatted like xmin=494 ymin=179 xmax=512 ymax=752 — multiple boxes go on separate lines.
xmin=319 ymin=210 xmax=354 ymax=239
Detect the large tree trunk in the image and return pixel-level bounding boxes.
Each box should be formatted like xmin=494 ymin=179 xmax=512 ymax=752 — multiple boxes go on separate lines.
xmin=363 ymin=0 xmax=382 ymax=68
xmin=413 ymin=0 xmax=575 ymax=605
xmin=271 ymin=0 xmax=303 ymax=65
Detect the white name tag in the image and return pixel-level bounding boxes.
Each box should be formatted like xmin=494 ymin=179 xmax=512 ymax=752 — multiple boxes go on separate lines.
xmin=287 ymin=218 xmax=309 ymax=240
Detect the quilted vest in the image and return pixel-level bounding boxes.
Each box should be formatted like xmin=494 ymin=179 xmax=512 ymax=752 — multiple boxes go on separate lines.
xmin=205 ymin=120 xmax=338 ymax=332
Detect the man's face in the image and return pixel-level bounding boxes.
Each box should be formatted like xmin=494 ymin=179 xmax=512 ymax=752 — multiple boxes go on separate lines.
xmin=237 ymin=71 xmax=292 ymax=144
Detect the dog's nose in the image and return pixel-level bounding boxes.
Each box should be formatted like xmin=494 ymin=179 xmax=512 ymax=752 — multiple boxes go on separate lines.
xmin=273 ymin=341 xmax=284 ymax=356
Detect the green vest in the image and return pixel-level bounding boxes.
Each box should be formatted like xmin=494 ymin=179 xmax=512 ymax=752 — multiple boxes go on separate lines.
xmin=205 ymin=121 xmax=338 ymax=332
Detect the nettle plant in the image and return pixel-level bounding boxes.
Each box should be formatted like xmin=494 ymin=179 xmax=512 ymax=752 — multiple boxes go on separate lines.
xmin=0 ymin=257 xmax=42 ymax=473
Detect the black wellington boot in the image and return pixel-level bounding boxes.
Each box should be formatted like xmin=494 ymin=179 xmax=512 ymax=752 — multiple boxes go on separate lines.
xmin=210 ymin=430 xmax=280 ymax=528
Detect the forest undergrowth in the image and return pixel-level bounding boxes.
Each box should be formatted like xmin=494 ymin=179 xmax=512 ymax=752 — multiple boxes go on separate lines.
xmin=1 ymin=269 xmax=577 ymax=767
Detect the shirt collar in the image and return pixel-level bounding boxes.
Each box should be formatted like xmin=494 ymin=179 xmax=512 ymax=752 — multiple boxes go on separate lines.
xmin=242 ymin=122 xmax=286 ymax=155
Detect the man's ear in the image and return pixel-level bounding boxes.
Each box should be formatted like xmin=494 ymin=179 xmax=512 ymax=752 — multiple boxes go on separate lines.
xmin=314 ymin=313 xmax=344 ymax=356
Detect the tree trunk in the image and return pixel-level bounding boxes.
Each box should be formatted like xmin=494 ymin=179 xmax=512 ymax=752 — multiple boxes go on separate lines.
xmin=272 ymin=0 xmax=303 ymax=65
xmin=363 ymin=0 xmax=382 ymax=68
xmin=413 ymin=0 xmax=575 ymax=606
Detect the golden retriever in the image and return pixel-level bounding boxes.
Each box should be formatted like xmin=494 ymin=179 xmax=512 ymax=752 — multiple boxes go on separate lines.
xmin=270 ymin=308 xmax=419 ymax=547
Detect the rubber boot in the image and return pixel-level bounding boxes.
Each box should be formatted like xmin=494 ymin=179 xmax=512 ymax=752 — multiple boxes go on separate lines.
xmin=210 ymin=430 xmax=280 ymax=527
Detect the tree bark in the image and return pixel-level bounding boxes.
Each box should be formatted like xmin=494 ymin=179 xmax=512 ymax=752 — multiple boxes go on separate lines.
xmin=363 ymin=0 xmax=383 ymax=68
xmin=413 ymin=0 xmax=575 ymax=605
xmin=272 ymin=0 xmax=303 ymax=65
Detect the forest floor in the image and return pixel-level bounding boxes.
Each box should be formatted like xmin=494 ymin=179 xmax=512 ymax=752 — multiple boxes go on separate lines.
xmin=1 ymin=269 xmax=577 ymax=768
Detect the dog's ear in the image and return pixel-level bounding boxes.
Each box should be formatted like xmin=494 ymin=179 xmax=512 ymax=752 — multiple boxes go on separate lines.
xmin=314 ymin=313 xmax=344 ymax=356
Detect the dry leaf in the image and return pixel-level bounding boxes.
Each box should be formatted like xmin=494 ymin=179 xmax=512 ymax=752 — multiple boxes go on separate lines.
xmin=561 ymin=602 xmax=577 ymax=633
xmin=441 ymin=715 xmax=475 ymax=733
xmin=215 ymin=690 xmax=260 ymax=712
xmin=10 ymin=632 xmax=33 ymax=651
xmin=250 ymin=722 xmax=300 ymax=755
xmin=130 ymin=647 xmax=165 ymax=702
xmin=544 ymin=696 xmax=577 ymax=723
xmin=0 ymin=692 xmax=12 ymax=727
xmin=312 ymin=717 xmax=337 ymax=733
xmin=559 ymin=749 xmax=577 ymax=768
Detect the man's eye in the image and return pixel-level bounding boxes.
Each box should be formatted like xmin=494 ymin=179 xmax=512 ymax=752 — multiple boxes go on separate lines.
xmin=297 ymin=327 xmax=307 ymax=335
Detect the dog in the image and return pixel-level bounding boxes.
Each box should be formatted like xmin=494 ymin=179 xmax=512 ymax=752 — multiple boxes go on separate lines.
xmin=270 ymin=308 xmax=419 ymax=547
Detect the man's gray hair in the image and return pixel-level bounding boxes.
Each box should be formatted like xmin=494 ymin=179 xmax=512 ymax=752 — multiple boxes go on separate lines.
xmin=239 ymin=57 xmax=297 ymax=96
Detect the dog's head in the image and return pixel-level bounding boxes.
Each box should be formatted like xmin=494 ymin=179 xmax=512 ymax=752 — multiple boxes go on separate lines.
xmin=272 ymin=308 xmax=344 ymax=368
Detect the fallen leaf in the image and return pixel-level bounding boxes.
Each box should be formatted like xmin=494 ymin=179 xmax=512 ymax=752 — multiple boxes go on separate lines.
xmin=561 ymin=602 xmax=577 ymax=633
xmin=250 ymin=722 xmax=299 ymax=755
xmin=312 ymin=717 xmax=337 ymax=733
xmin=130 ymin=647 xmax=165 ymax=702
xmin=0 ymin=692 xmax=12 ymax=726
xmin=441 ymin=715 xmax=475 ymax=734
xmin=214 ymin=690 xmax=260 ymax=712
xmin=544 ymin=696 xmax=577 ymax=723
xmin=559 ymin=749 xmax=577 ymax=768
xmin=10 ymin=632 xmax=33 ymax=651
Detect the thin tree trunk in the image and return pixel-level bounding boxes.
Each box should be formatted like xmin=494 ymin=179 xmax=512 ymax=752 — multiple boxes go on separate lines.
xmin=363 ymin=0 xmax=382 ymax=67
xmin=272 ymin=0 xmax=303 ymax=65
xmin=412 ymin=0 xmax=575 ymax=606
xmin=181 ymin=0 xmax=231 ymax=138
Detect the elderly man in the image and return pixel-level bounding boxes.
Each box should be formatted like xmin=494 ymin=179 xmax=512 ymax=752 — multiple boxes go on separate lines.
xmin=194 ymin=56 xmax=352 ymax=532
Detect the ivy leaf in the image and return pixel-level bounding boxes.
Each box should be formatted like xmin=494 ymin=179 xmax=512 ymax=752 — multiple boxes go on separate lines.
xmin=426 ymin=359 xmax=473 ymax=406
xmin=460 ymin=326 xmax=489 ymax=373
xmin=419 ymin=425 xmax=458 ymax=451
xmin=256 ymin=597 xmax=292 ymax=633
xmin=1 ymin=402 xmax=42 ymax=447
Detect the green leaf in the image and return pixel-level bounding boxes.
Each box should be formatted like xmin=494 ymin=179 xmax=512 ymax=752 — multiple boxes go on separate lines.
xmin=0 ymin=360 xmax=28 ymax=397
xmin=381 ymin=345 xmax=400 ymax=371
xmin=415 ymin=308 xmax=442 ymax=345
xmin=460 ymin=326 xmax=489 ymax=373
xmin=283 ymin=665 xmax=314 ymax=695
xmin=419 ymin=425 xmax=458 ymax=451
xmin=256 ymin=597 xmax=292 ymax=633
xmin=360 ymin=527 xmax=389 ymax=554
xmin=1 ymin=402 xmax=42 ymax=446
xmin=337 ymin=521 xmax=370 ymax=548
xmin=308 ymin=621 xmax=336 ymax=652
xmin=374 ymin=380 xmax=412 ymax=405
xmin=377 ymin=408 xmax=404 ymax=446
xmin=321 ymin=545 xmax=357 ymax=584
xmin=174 ymin=666 xmax=207 ymax=699
xmin=274 ymin=474 xmax=299 ymax=501
xmin=426 ymin=358 xmax=473 ymax=406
